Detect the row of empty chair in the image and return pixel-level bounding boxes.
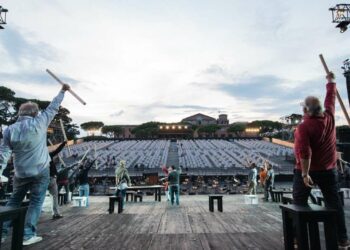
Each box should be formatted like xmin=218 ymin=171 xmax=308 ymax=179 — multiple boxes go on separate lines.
xmin=178 ymin=139 xmax=294 ymax=170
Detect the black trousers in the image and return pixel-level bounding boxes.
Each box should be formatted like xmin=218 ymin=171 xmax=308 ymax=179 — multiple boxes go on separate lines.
xmin=293 ymin=169 xmax=348 ymax=241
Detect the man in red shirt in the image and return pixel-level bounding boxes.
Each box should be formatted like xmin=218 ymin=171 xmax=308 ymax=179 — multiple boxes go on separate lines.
xmin=293 ymin=72 xmax=349 ymax=247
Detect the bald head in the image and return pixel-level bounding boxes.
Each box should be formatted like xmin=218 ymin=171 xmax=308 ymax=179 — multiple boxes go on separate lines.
xmin=303 ymin=96 xmax=322 ymax=116
xmin=18 ymin=102 xmax=39 ymax=117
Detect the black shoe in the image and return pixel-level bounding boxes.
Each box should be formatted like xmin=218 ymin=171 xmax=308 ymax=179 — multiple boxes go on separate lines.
xmin=52 ymin=214 xmax=63 ymax=220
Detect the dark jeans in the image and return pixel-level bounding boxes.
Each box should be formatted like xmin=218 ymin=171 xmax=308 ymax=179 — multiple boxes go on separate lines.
xmin=293 ymin=169 xmax=348 ymax=241
xmin=169 ymin=184 xmax=180 ymax=205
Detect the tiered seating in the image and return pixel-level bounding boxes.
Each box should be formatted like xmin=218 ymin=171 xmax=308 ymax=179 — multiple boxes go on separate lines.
xmin=234 ymin=139 xmax=294 ymax=157
xmin=61 ymin=141 xmax=113 ymax=158
xmin=88 ymin=140 xmax=170 ymax=170
xmin=178 ymin=139 xmax=294 ymax=170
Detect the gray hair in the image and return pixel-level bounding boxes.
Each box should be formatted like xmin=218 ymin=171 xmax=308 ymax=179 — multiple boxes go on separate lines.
xmin=18 ymin=102 xmax=39 ymax=117
xmin=302 ymin=96 xmax=322 ymax=116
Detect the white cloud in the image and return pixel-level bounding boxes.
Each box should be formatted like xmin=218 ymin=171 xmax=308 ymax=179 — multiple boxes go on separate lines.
xmin=1 ymin=0 xmax=350 ymax=125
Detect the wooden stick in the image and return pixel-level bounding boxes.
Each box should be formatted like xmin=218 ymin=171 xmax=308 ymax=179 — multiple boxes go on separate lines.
xmin=79 ymin=149 xmax=91 ymax=164
xmin=94 ymin=144 xmax=97 ymax=168
xmin=46 ymin=69 xmax=87 ymax=105
xmin=48 ymin=139 xmax=66 ymax=167
xmin=59 ymin=119 xmax=72 ymax=156
xmin=319 ymin=54 xmax=350 ymax=126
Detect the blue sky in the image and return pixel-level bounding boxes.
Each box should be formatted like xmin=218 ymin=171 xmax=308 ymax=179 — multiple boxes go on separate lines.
xmin=1 ymin=0 xmax=350 ymax=125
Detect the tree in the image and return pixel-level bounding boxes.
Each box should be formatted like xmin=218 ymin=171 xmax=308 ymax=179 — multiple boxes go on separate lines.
xmin=0 ymin=85 xmax=79 ymax=142
xmin=102 ymin=125 xmax=123 ymax=138
xmin=81 ymin=121 xmax=104 ymax=136
xmin=198 ymin=124 xmax=220 ymax=137
xmin=248 ymin=120 xmax=283 ymax=133
xmin=228 ymin=122 xmax=247 ymax=137
xmin=131 ymin=122 xmax=160 ymax=138
xmin=0 ymin=86 xmax=16 ymax=125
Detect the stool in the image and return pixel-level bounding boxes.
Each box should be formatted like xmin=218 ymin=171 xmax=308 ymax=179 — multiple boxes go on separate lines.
xmin=133 ymin=193 xmax=143 ymax=202
xmin=340 ymin=188 xmax=350 ymax=199
xmin=126 ymin=191 xmax=136 ymax=202
xmin=0 ymin=206 xmax=28 ymax=250
xmin=316 ymin=191 xmax=344 ymax=207
xmin=108 ymin=196 xmax=122 ymax=214
xmin=58 ymin=193 xmax=65 ymax=205
xmin=280 ymin=204 xmax=338 ymax=250
xmin=244 ymin=195 xmax=258 ymax=204
xmin=282 ymin=196 xmax=293 ymax=205
xmin=72 ymin=197 xmax=87 ymax=207
xmin=209 ymin=195 xmax=223 ymax=212
xmin=271 ymin=190 xmax=283 ymax=202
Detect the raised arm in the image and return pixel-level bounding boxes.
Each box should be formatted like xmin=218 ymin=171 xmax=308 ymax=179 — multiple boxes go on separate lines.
xmin=35 ymin=84 xmax=70 ymax=130
xmin=324 ymin=73 xmax=336 ymax=116
xmin=0 ymin=129 xmax=12 ymax=175
xmin=50 ymin=141 xmax=67 ymax=158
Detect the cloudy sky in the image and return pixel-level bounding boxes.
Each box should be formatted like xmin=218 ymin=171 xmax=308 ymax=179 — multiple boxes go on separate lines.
xmin=1 ymin=0 xmax=350 ymax=126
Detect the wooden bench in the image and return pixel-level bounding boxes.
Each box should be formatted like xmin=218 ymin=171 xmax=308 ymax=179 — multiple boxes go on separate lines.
xmin=108 ymin=196 xmax=122 ymax=214
xmin=125 ymin=191 xmax=136 ymax=202
xmin=133 ymin=193 xmax=143 ymax=202
xmin=280 ymin=204 xmax=338 ymax=250
xmin=0 ymin=200 xmax=30 ymax=207
xmin=209 ymin=195 xmax=223 ymax=212
xmin=0 ymin=206 xmax=28 ymax=250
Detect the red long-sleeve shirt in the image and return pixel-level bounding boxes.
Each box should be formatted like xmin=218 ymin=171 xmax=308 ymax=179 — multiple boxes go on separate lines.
xmin=294 ymin=82 xmax=337 ymax=171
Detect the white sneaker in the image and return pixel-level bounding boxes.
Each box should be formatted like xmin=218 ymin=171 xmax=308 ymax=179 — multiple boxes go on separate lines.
xmin=23 ymin=236 xmax=43 ymax=246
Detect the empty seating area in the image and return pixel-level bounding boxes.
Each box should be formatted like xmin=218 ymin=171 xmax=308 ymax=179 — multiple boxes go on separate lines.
xmin=61 ymin=141 xmax=113 ymax=158
xmin=59 ymin=139 xmax=294 ymax=173
xmin=86 ymin=140 xmax=170 ymax=170
xmin=178 ymin=139 xmax=294 ymax=170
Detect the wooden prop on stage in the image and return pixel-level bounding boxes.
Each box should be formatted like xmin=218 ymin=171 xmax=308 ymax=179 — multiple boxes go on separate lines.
xmin=59 ymin=119 xmax=72 ymax=156
xmin=48 ymin=139 xmax=66 ymax=167
xmin=79 ymin=149 xmax=91 ymax=165
xmin=46 ymin=69 xmax=87 ymax=105
xmin=94 ymin=144 xmax=97 ymax=168
xmin=319 ymin=54 xmax=350 ymax=126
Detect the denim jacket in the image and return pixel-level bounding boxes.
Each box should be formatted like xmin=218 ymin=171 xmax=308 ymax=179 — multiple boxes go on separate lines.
xmin=0 ymin=90 xmax=65 ymax=178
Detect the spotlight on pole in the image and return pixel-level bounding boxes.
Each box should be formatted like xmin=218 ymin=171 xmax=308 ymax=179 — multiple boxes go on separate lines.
xmin=0 ymin=6 xmax=8 ymax=30
xmin=329 ymin=4 xmax=350 ymax=33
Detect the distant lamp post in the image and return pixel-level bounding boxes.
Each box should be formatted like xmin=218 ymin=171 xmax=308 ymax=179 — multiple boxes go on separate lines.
xmin=0 ymin=6 xmax=8 ymax=30
xmin=329 ymin=4 xmax=350 ymax=33
xmin=342 ymin=59 xmax=350 ymax=107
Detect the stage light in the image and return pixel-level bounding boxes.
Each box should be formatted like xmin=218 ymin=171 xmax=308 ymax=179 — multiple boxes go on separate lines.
xmin=0 ymin=6 xmax=8 ymax=30
xmin=329 ymin=4 xmax=350 ymax=33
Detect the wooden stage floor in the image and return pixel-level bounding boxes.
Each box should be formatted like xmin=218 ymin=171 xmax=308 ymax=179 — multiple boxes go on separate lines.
xmin=7 ymin=195 xmax=350 ymax=250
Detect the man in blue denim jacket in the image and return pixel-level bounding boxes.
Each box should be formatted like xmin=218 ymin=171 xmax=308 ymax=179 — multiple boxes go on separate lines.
xmin=0 ymin=83 xmax=70 ymax=245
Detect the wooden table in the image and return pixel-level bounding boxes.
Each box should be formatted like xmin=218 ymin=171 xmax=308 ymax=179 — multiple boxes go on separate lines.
xmin=110 ymin=185 xmax=163 ymax=202
xmin=0 ymin=206 xmax=28 ymax=250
